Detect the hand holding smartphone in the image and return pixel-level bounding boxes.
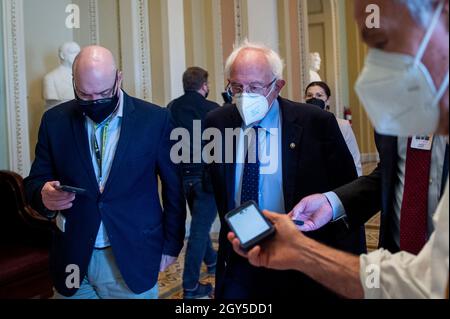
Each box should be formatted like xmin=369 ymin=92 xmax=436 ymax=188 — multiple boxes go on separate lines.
xmin=55 ymin=185 xmax=87 ymax=195
xmin=225 ymin=201 xmax=275 ymax=251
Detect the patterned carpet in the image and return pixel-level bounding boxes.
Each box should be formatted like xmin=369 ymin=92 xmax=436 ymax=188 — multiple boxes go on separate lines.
xmin=158 ymin=162 xmax=381 ymax=299
xmin=158 ymin=236 xmax=218 ymax=299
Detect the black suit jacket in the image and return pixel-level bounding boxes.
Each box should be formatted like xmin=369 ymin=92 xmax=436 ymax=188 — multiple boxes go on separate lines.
xmin=334 ymin=133 xmax=449 ymax=253
xmin=168 ymin=91 xmax=220 ymax=170
xmin=24 ymin=92 xmax=186 ymax=296
xmin=205 ymin=97 xmax=366 ymax=299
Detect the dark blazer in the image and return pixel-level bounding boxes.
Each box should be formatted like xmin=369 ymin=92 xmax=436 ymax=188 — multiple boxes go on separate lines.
xmin=205 ymin=97 xmax=366 ymax=299
xmin=24 ymin=92 xmax=186 ymax=297
xmin=334 ymin=133 xmax=449 ymax=253
xmin=168 ymin=91 xmax=220 ymax=170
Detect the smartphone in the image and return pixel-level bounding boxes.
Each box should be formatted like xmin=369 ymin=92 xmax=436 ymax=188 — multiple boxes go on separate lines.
xmin=225 ymin=201 xmax=275 ymax=251
xmin=55 ymin=185 xmax=87 ymax=195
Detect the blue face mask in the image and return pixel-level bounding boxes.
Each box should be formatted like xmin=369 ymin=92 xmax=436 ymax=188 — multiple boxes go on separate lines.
xmin=355 ymin=0 xmax=449 ymax=137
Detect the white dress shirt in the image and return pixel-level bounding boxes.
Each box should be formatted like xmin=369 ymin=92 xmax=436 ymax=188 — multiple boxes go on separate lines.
xmin=360 ymin=180 xmax=449 ymax=299
xmin=337 ymin=119 xmax=363 ymax=177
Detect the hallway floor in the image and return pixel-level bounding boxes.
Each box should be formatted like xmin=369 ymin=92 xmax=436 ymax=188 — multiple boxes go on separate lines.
xmin=158 ymin=162 xmax=380 ymax=299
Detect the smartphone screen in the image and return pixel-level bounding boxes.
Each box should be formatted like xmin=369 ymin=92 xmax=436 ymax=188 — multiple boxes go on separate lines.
xmin=228 ymin=204 xmax=271 ymax=246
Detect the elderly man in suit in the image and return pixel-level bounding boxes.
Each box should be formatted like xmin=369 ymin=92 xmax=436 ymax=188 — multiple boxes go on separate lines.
xmin=229 ymin=0 xmax=449 ymax=299
xmin=205 ymin=41 xmax=366 ymax=299
xmin=25 ymin=46 xmax=186 ymax=299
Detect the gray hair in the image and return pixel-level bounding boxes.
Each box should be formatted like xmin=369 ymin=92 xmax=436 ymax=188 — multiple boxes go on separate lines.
xmin=224 ymin=40 xmax=284 ymax=80
xmin=396 ymin=0 xmax=438 ymax=27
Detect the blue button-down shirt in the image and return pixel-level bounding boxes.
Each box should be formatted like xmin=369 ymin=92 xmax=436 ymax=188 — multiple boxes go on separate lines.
xmin=85 ymin=90 xmax=124 ymax=248
xmin=234 ymin=100 xmax=285 ymax=213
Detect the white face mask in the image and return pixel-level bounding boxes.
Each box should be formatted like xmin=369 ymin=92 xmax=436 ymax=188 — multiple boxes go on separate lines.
xmin=355 ymin=0 xmax=449 ymax=137
xmin=235 ymin=84 xmax=276 ymax=127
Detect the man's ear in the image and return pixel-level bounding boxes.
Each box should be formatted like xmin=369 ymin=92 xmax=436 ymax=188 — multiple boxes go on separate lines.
xmin=275 ymin=79 xmax=286 ymax=92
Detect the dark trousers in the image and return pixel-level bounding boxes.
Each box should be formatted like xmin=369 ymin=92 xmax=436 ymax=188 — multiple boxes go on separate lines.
xmin=182 ymin=172 xmax=218 ymax=290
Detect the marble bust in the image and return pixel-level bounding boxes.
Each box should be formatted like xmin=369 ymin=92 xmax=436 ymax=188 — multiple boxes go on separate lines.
xmin=309 ymin=52 xmax=322 ymax=83
xmin=43 ymin=42 xmax=81 ymax=109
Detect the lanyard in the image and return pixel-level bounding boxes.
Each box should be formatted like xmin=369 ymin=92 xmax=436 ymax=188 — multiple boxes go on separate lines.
xmin=93 ymin=121 xmax=110 ymax=185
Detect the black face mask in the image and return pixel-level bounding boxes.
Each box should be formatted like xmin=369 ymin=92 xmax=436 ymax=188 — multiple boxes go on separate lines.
xmin=306 ymin=98 xmax=326 ymax=110
xmin=74 ymin=76 xmax=119 ymax=124
xmin=222 ymin=92 xmax=233 ymax=104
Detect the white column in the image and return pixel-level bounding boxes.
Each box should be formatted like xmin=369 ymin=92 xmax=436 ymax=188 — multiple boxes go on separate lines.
xmin=73 ymin=0 xmax=99 ymax=46
xmin=212 ymin=0 xmax=225 ymax=100
xmin=298 ymin=0 xmax=310 ymax=94
xmin=161 ymin=0 xmax=186 ymax=103
xmin=119 ymin=0 xmax=152 ymax=101
xmin=2 ymin=0 xmax=31 ymax=176
xmin=190 ymin=0 xmax=206 ymax=66
xmin=246 ymin=0 xmax=279 ymax=52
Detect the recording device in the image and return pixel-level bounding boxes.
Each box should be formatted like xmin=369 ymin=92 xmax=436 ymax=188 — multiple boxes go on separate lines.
xmin=225 ymin=201 xmax=275 ymax=251
xmin=55 ymin=185 xmax=87 ymax=195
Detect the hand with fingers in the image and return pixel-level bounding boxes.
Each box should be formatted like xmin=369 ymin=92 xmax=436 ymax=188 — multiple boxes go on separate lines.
xmin=41 ymin=181 xmax=76 ymax=211
xmin=227 ymin=210 xmax=307 ymax=271
xmin=289 ymin=194 xmax=333 ymax=232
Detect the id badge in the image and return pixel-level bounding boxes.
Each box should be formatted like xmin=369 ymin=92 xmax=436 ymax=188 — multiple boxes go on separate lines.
xmin=56 ymin=214 xmax=66 ymax=233
xmin=411 ymin=135 xmax=434 ymax=151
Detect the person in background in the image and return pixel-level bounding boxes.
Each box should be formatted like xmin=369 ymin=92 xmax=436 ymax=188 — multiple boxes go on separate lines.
xmin=25 ymin=46 xmax=186 ymax=299
xmin=229 ymin=0 xmax=449 ymax=299
xmin=168 ymin=67 xmax=220 ymax=299
xmin=305 ymin=81 xmax=363 ymax=176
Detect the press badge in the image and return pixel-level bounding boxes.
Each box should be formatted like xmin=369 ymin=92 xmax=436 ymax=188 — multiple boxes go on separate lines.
xmin=56 ymin=214 xmax=66 ymax=233
xmin=411 ymin=135 xmax=434 ymax=151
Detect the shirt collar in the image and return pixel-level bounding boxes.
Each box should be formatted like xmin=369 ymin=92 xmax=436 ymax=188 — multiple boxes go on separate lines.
xmin=116 ymin=89 xmax=124 ymax=118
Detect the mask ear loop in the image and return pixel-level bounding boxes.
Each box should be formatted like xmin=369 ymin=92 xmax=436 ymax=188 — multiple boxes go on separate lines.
xmin=432 ymin=71 xmax=450 ymax=107
xmin=264 ymin=78 xmax=278 ymax=100
xmin=414 ymin=0 xmax=445 ymax=66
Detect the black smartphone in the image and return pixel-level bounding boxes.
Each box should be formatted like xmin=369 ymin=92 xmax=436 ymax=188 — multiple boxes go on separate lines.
xmin=55 ymin=185 xmax=87 ymax=195
xmin=225 ymin=201 xmax=275 ymax=251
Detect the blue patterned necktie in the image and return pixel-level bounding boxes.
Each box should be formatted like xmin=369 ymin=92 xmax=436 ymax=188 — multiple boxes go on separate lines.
xmin=241 ymin=126 xmax=261 ymax=205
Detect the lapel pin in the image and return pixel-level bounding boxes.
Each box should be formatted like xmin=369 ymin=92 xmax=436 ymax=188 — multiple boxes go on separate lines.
xmin=290 ymin=143 xmax=296 ymax=150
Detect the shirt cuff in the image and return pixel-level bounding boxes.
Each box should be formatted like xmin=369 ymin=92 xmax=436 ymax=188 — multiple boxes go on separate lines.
xmin=324 ymin=191 xmax=346 ymax=221
xmin=359 ymin=250 xmax=385 ymax=299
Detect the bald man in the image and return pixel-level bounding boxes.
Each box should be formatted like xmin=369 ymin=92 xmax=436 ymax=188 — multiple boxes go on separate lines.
xmin=25 ymin=46 xmax=186 ymax=299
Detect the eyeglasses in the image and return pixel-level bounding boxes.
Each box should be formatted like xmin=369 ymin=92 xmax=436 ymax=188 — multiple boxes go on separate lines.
xmin=226 ymin=78 xmax=277 ymax=96
xmin=74 ymin=71 xmax=119 ymax=101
